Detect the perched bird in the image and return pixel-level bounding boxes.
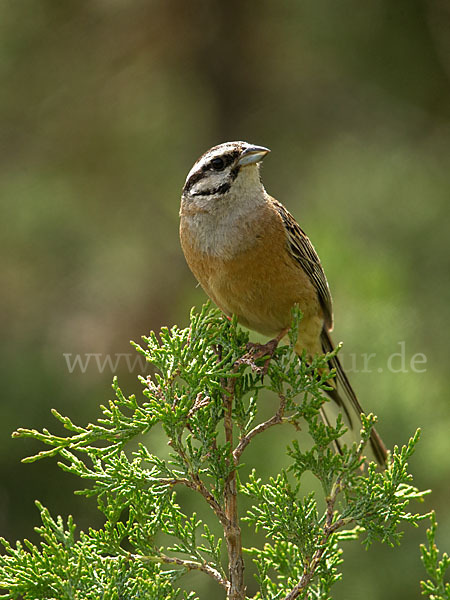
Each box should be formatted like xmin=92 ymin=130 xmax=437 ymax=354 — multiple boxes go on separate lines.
xmin=179 ymin=141 xmax=387 ymax=465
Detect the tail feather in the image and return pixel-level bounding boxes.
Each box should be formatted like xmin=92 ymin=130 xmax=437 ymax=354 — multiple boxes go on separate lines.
xmin=320 ymin=328 xmax=387 ymax=466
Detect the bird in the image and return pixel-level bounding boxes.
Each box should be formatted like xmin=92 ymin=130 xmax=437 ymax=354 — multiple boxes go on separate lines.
xmin=179 ymin=141 xmax=387 ymax=466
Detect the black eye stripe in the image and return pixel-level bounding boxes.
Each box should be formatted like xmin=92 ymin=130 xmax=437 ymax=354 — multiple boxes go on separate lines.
xmin=208 ymin=150 xmax=239 ymax=171
xmin=191 ymin=182 xmax=231 ymax=197
xmin=183 ymin=171 xmax=203 ymax=193
xmin=230 ymin=166 xmax=239 ymax=181
xmin=183 ymin=149 xmax=241 ymax=194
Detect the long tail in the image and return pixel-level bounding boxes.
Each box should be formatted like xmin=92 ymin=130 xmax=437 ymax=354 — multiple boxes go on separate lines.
xmin=320 ymin=328 xmax=387 ymax=466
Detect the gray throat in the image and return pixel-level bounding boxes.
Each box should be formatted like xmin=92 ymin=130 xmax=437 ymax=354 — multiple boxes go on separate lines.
xmin=182 ymin=190 xmax=267 ymax=259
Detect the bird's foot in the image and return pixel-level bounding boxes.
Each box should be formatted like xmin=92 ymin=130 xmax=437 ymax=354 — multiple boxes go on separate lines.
xmin=241 ymin=339 xmax=278 ymax=376
xmin=237 ymin=328 xmax=289 ymax=377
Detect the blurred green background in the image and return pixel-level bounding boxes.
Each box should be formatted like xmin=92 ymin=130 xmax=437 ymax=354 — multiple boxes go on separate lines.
xmin=1 ymin=1 xmax=449 ymax=598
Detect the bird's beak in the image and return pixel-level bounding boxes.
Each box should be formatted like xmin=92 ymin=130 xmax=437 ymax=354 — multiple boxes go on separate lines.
xmin=237 ymin=145 xmax=270 ymax=167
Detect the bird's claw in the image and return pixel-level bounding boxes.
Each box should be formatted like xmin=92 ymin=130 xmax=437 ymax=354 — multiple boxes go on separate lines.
xmin=236 ymin=339 xmax=279 ymax=377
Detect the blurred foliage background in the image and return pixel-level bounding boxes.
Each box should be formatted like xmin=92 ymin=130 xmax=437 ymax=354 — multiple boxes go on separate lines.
xmin=1 ymin=1 xmax=449 ymax=598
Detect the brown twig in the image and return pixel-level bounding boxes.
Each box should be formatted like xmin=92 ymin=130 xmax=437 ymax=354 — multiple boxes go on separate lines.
xmin=161 ymin=476 xmax=229 ymax=528
xmin=130 ymin=552 xmax=228 ymax=590
xmin=220 ymin=340 xmax=287 ymax=598
xmin=223 ymin=375 xmax=246 ymax=600
xmin=282 ymin=477 xmax=351 ymax=600
xmin=233 ymin=394 xmax=286 ymax=462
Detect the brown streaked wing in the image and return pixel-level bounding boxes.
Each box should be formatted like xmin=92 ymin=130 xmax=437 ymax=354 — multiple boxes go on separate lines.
xmin=271 ymin=198 xmax=333 ymax=330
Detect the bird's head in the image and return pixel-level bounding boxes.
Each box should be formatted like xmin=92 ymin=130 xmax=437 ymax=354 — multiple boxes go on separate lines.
xmin=182 ymin=141 xmax=270 ymax=206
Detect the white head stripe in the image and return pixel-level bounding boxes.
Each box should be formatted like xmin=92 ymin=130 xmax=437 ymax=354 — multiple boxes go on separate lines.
xmin=185 ymin=141 xmax=248 ymax=184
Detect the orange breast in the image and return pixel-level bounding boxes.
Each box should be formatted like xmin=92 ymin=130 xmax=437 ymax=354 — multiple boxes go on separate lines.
xmin=180 ymin=203 xmax=324 ymax=349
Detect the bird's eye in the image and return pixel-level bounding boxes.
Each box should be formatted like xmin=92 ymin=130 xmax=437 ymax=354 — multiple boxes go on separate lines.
xmin=211 ymin=157 xmax=225 ymax=171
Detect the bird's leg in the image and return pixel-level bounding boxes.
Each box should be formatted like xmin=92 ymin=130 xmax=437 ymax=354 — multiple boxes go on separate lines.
xmin=238 ymin=327 xmax=289 ymax=376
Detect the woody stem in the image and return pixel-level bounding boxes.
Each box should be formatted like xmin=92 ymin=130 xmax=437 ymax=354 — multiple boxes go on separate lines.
xmin=224 ymin=375 xmax=245 ymax=600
